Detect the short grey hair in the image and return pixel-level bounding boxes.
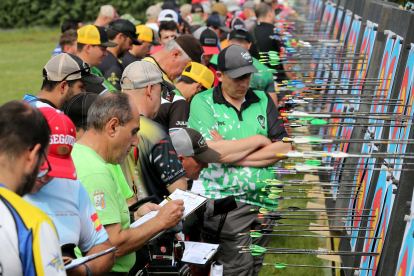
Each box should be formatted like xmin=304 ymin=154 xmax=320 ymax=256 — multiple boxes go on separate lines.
xmin=87 ymin=92 xmax=133 ymax=132
xmin=255 ymin=3 xmax=273 ymax=19
xmin=164 ymin=39 xmax=191 ymax=61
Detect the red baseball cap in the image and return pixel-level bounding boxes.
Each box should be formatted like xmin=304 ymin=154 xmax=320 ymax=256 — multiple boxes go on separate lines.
xmin=39 ymin=107 xmax=77 ymax=180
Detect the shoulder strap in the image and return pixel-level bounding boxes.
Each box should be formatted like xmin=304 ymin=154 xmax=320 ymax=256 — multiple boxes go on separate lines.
xmin=28 ymin=98 xmax=57 ymax=109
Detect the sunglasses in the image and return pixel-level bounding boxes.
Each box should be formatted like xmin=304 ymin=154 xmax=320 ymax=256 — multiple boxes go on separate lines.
xmin=161 ymin=84 xmax=176 ymax=103
xmin=37 ymin=151 xmax=52 ymax=179
xmin=43 ymin=62 xmax=91 ymax=82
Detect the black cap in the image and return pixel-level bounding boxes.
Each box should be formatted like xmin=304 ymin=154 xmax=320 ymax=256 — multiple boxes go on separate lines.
xmin=175 ymin=34 xmax=204 ymax=63
xmin=191 ymin=3 xmax=204 ymax=13
xmin=171 ymin=128 xmax=221 ymax=163
xmin=162 ymin=0 xmax=180 ymax=11
xmin=64 ymin=93 xmax=99 ymax=129
xmin=228 ymin=28 xmax=251 ymax=43
xmin=108 ymin=19 xmax=142 ymax=45
xmin=217 ymin=45 xmax=258 ymax=78
xmin=231 ymin=17 xmax=245 ymax=30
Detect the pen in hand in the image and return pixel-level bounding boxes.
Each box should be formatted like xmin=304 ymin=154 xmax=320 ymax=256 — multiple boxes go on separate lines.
xmin=163 ymin=195 xmax=172 ymax=202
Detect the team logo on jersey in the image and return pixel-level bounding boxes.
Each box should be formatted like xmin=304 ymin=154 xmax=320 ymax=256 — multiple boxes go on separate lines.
xmin=93 ymin=190 xmax=106 ymax=210
xmin=257 ymin=115 xmax=266 ymax=129
xmin=107 ymin=72 xmax=119 ymax=85
xmin=48 ymin=254 xmax=64 ymax=271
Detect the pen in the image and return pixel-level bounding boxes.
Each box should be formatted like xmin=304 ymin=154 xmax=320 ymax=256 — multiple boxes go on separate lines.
xmin=131 ymin=176 xmax=137 ymax=197
xmin=164 ymin=195 xmax=172 ymax=202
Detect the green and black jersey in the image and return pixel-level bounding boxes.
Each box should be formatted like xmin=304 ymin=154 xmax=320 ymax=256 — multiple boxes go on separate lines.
xmin=187 ymin=85 xmax=288 ymax=209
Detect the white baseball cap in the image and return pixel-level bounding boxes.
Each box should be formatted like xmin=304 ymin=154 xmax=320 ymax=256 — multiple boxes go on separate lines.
xmin=158 ymin=9 xmax=178 ymax=23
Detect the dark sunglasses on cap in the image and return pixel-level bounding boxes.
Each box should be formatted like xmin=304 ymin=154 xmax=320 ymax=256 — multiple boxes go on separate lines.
xmin=43 ymin=62 xmax=91 ymax=82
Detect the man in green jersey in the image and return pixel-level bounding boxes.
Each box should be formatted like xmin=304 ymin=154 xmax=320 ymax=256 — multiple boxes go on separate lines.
xmin=227 ymin=28 xmax=278 ymax=105
xmin=153 ymin=62 xmax=215 ymax=133
xmin=71 ymin=92 xmax=185 ymax=275
xmin=208 ymin=28 xmax=277 ymax=102
xmin=77 ymin=24 xmax=118 ymax=94
xmin=188 ymin=45 xmax=291 ymax=276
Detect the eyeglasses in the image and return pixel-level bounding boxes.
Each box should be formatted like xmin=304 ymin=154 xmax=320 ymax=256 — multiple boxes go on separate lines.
xmin=161 ymin=84 xmax=176 ymax=103
xmin=43 ymin=62 xmax=91 ymax=82
xmin=37 ymin=151 xmax=52 ymax=179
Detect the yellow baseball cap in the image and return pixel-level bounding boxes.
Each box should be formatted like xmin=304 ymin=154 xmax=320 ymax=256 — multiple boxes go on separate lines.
xmin=136 ymin=25 xmax=160 ymax=45
xmin=182 ymin=62 xmax=215 ymax=90
xmin=77 ymin=25 xmax=118 ymax=47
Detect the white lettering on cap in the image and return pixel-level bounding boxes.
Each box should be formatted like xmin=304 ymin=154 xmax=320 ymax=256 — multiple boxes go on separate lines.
xmin=204 ymin=38 xmax=217 ymax=44
xmin=241 ymin=51 xmax=251 ymax=60
xmin=49 ymin=134 xmax=75 ymax=147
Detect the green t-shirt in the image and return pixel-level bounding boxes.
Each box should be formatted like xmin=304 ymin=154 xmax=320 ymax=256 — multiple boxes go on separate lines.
xmin=108 ymin=164 xmax=134 ymax=200
xmin=92 ymin=67 xmax=117 ymax=92
xmin=71 ymin=144 xmax=135 ymax=272
xmin=209 ymin=55 xmax=274 ymax=92
xmin=187 ymin=85 xmax=288 ymax=210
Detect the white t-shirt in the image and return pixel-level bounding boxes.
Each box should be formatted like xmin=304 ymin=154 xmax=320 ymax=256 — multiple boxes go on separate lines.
xmin=0 ymin=184 xmax=66 ymax=276
xmin=24 ymin=178 xmax=109 ymax=253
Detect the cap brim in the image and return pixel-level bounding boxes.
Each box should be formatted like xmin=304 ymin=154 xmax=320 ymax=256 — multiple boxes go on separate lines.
xmin=125 ymin=33 xmax=142 ymax=45
xmin=219 ymin=26 xmax=231 ymax=32
xmin=194 ymin=148 xmax=221 ymax=163
xmin=162 ymin=80 xmax=176 ymax=91
xmin=225 ymin=64 xmax=258 ymax=79
xmin=203 ymin=46 xmax=220 ymax=55
xmin=47 ymin=155 xmax=77 ymax=180
xmin=99 ymin=41 xmax=118 ymax=47
xmin=80 ymin=74 xmax=104 ymax=84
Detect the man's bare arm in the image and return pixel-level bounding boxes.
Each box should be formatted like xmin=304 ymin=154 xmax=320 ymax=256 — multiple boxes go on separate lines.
xmin=167 ymin=176 xmax=188 ymax=194
xmin=231 ymin=141 xmax=291 ymax=167
xmin=104 ymin=200 xmax=184 ymax=258
xmin=207 ymin=132 xmax=272 ymax=164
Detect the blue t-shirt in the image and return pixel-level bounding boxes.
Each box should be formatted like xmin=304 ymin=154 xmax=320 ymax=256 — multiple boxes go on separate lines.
xmin=22 ymin=94 xmax=55 ymax=109
xmin=52 ymin=45 xmax=62 ymax=57
xmin=24 ymin=178 xmax=109 ymax=253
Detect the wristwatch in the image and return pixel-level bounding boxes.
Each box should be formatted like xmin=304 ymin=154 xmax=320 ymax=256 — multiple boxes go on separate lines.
xmin=82 ymin=263 xmax=92 ymax=276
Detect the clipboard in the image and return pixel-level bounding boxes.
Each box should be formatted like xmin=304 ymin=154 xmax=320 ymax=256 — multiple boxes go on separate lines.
xmin=130 ymin=189 xmax=208 ymax=241
xmin=180 ymin=242 xmax=221 ymax=267
xmin=64 ymin=247 xmax=117 ymax=269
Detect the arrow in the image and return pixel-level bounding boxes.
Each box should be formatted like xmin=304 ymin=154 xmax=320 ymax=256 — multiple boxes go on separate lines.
xmin=259 ymin=223 xmax=373 ymax=229
xmin=259 ymin=195 xmax=360 ymax=200
xmin=257 ymin=215 xmax=372 ymax=221
xmin=284 ymin=122 xmax=412 ymax=128
xmin=277 ymin=151 xmax=414 ymax=159
xmin=281 ymin=137 xmax=414 ymax=144
xmin=239 ymin=248 xmax=379 ymax=256
xmin=257 ymin=212 xmax=374 ymax=218
xmin=239 ymin=231 xmax=381 ymax=239
xmin=262 ymin=262 xmax=376 ymax=270
xmin=280 ymin=111 xmax=411 ymax=119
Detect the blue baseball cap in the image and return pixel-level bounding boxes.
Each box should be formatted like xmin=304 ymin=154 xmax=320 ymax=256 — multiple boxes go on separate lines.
xmin=206 ymin=14 xmax=230 ymax=32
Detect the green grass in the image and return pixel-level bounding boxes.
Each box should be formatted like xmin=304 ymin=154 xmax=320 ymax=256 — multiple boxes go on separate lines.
xmin=1 ymin=29 xmax=332 ymax=276
xmin=259 ymin=173 xmax=331 ymax=276
xmin=0 ymin=28 xmax=60 ymax=105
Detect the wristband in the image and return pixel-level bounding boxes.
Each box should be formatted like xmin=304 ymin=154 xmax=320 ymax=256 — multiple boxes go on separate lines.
xmin=82 ymin=263 xmax=92 ymax=276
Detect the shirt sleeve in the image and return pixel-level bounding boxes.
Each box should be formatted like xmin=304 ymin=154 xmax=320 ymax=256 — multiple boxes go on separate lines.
xmin=150 ymin=137 xmax=186 ymax=186
xmin=187 ymin=94 xmax=217 ymax=141
xmin=34 ymin=221 xmax=67 ymax=276
xmin=265 ymin=92 xmax=289 ymax=141
xmin=102 ymin=65 xmax=123 ymax=90
xmin=168 ymin=100 xmax=190 ymax=132
xmin=80 ymin=173 xmax=122 ymax=226
xmin=77 ymin=181 xmax=109 ymax=253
